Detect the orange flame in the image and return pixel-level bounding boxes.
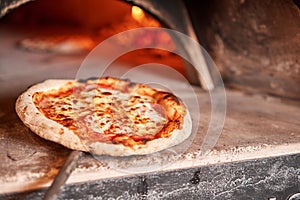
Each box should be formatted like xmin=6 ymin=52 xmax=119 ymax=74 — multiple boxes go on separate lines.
xmin=131 ymin=6 xmax=145 ymax=24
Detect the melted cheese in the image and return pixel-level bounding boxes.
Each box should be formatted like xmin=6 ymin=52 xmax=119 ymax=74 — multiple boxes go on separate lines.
xmin=34 ymin=81 xmax=167 ymax=146
xmin=75 ymin=87 xmax=166 ymax=136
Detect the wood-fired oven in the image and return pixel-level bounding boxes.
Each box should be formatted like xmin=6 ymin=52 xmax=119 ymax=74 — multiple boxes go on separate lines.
xmin=0 ymin=0 xmax=299 ymax=199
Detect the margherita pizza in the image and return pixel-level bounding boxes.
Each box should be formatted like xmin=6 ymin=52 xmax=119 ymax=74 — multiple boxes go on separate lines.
xmin=16 ymin=77 xmax=192 ymax=156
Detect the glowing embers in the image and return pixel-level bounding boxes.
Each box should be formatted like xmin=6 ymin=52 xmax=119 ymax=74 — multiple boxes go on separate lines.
xmin=131 ymin=6 xmax=146 ymax=24
xmin=130 ymin=6 xmax=174 ymax=49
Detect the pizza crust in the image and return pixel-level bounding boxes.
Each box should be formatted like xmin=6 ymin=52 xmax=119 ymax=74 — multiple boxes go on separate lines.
xmin=16 ymin=80 xmax=88 ymax=152
xmin=16 ymin=79 xmax=192 ymax=156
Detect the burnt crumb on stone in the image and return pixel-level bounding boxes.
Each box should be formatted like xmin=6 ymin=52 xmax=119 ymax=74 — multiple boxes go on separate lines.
xmin=189 ymin=170 xmax=201 ymax=185
xmin=137 ymin=176 xmax=148 ymax=199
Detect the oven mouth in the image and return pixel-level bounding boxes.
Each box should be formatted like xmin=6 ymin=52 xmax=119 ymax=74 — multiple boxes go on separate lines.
xmin=0 ymin=0 xmax=187 ymax=75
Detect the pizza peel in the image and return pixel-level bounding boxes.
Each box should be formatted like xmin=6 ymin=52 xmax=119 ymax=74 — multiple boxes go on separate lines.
xmin=42 ymin=150 xmax=84 ymax=200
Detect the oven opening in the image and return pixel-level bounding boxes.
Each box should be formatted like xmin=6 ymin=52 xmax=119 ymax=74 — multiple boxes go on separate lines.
xmin=0 ymin=0 xmax=186 ymax=76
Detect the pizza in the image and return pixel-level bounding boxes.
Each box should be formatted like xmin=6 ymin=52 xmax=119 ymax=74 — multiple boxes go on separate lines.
xmin=15 ymin=77 xmax=192 ymax=156
xmin=17 ymin=35 xmax=94 ymax=54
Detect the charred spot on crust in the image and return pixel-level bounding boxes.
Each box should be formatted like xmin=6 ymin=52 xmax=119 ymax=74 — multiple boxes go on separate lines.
xmin=77 ymin=77 xmax=100 ymax=83
xmin=163 ymin=92 xmax=180 ymax=104
xmin=163 ymin=94 xmax=172 ymax=99
xmin=61 ymin=118 xmax=73 ymax=127
xmin=86 ymin=77 xmax=100 ymax=81
xmin=59 ymin=128 xmax=64 ymax=135
xmin=142 ymin=139 xmax=148 ymax=144
xmin=77 ymin=79 xmax=87 ymax=83
xmin=22 ymin=106 xmax=28 ymax=113
xmin=129 ymin=82 xmax=136 ymax=87
xmin=27 ymin=83 xmax=38 ymax=89
xmin=121 ymin=78 xmax=131 ymax=82
xmin=112 ymin=140 xmax=118 ymax=144
xmin=101 ymin=92 xmax=112 ymax=96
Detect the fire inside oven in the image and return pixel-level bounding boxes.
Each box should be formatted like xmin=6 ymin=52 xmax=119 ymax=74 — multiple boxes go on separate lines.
xmin=0 ymin=0 xmax=186 ymax=75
